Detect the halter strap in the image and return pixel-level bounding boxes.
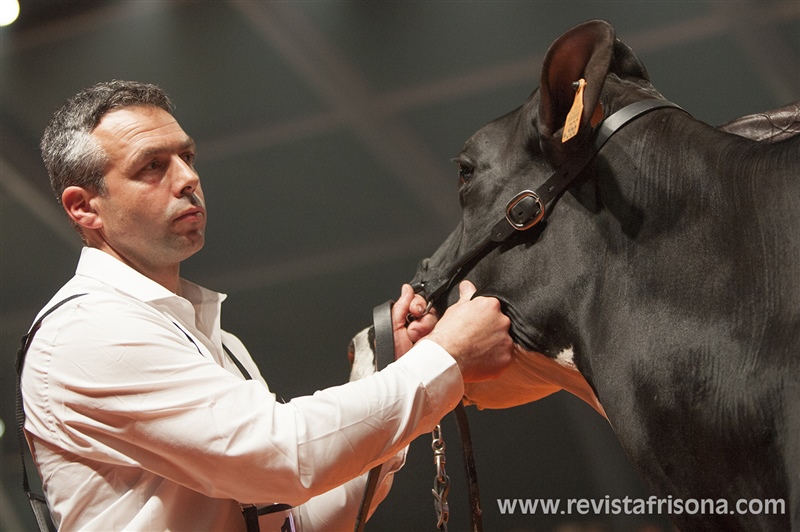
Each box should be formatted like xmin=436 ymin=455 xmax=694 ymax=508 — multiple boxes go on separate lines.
xmin=415 ymin=99 xmax=686 ymax=304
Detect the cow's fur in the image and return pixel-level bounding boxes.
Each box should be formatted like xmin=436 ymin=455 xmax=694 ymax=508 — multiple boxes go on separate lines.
xmin=348 ymin=326 xmax=377 ymax=381
xmin=406 ymin=20 xmax=798 ymax=531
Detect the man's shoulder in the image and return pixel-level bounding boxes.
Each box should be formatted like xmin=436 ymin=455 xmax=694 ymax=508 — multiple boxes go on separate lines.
xmin=33 ymin=275 xmax=165 ymax=339
xmin=38 ymin=276 xmax=130 ymax=318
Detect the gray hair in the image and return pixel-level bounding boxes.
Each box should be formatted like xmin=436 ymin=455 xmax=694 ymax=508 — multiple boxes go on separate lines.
xmin=41 ymin=80 xmax=174 ymax=204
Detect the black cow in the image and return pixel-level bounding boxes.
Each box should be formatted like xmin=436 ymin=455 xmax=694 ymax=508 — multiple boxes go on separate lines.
xmin=403 ymin=19 xmax=798 ymax=532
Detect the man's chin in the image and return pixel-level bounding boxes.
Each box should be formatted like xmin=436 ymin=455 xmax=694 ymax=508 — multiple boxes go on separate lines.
xmin=179 ymin=233 xmax=205 ymax=259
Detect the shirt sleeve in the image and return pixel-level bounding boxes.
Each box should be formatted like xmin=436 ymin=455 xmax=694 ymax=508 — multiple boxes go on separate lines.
xmin=292 ymin=447 xmax=405 ymax=530
xmin=22 ymin=294 xmax=464 ymax=509
xmin=291 ymin=327 xmax=408 ymax=530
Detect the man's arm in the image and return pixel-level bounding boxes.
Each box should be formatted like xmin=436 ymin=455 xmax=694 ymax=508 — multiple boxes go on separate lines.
xmin=25 ymin=290 xmax=510 ymax=509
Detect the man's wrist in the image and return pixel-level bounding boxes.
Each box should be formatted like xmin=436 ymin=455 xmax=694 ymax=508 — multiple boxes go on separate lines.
xmin=395 ymin=339 xmax=465 ymax=410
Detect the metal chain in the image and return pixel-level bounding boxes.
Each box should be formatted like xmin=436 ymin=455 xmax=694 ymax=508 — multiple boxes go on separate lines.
xmin=431 ymin=424 xmax=450 ymax=531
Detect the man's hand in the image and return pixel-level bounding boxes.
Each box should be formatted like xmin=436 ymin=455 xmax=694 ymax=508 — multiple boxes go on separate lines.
xmin=425 ymin=281 xmax=513 ymax=382
xmin=392 ymin=284 xmax=438 ymax=359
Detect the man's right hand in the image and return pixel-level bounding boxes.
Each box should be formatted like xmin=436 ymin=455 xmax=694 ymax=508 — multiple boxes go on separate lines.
xmin=425 ymin=280 xmax=514 ymax=382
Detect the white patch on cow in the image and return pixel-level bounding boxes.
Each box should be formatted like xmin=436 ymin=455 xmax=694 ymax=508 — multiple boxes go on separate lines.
xmin=348 ymin=327 xmax=376 ymax=382
xmin=555 ymin=346 xmax=577 ymax=371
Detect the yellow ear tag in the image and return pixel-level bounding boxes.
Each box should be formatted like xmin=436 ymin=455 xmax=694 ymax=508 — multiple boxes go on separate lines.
xmin=562 ymin=78 xmax=586 ymax=143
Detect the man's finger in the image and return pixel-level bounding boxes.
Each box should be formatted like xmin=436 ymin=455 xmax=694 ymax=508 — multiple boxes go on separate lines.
xmin=458 ymin=280 xmax=477 ymax=301
xmin=391 ymin=284 xmax=414 ymax=329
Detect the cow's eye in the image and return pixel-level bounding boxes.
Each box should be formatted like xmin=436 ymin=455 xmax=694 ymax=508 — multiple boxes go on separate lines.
xmin=457 ymin=162 xmax=475 ymax=185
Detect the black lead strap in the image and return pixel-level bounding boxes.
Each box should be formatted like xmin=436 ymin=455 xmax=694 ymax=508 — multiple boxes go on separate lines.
xmin=354 ymin=300 xmax=396 ymax=532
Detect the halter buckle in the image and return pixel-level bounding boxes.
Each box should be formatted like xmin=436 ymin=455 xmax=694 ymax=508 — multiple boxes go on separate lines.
xmin=505 ymin=190 xmax=545 ymax=231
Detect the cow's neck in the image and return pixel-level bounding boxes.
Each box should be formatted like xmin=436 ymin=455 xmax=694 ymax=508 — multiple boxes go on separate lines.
xmin=595 ymin=112 xmax=737 ymax=230
xmin=596 ymin=108 xmax=799 ymax=235
xmin=568 ymin=106 xmax=799 ymax=406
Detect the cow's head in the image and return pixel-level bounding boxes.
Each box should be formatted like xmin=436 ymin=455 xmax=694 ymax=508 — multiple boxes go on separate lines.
xmin=411 ymin=20 xmax=665 ymax=361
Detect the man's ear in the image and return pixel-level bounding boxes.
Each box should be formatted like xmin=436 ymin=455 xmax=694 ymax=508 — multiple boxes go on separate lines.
xmin=62 ymin=186 xmax=102 ymax=230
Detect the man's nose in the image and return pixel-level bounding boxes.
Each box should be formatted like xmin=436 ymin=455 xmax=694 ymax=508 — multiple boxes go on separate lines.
xmin=174 ymin=156 xmax=200 ymax=196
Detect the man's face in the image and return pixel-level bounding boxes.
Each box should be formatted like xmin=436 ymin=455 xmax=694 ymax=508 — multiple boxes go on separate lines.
xmin=89 ymin=106 xmax=206 ymax=272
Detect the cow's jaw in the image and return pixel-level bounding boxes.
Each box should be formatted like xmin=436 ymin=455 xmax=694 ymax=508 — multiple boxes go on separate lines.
xmin=348 ymin=326 xmax=605 ymax=419
xmin=463 ymin=344 xmax=607 ymax=419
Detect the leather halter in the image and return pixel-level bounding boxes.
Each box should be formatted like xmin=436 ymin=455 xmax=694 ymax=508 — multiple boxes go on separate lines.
xmin=358 ymin=98 xmax=686 ymax=532
xmin=413 ymin=99 xmax=686 ymax=306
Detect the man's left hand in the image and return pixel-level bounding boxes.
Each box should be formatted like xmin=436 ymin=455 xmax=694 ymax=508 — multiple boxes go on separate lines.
xmin=392 ymin=284 xmax=437 ymax=359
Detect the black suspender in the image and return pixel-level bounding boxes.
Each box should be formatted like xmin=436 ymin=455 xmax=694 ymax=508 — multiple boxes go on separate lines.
xmin=222 ymin=343 xmax=253 ymax=381
xmin=15 ymin=293 xmax=88 ymax=532
xmin=172 ymin=321 xmax=296 ymax=531
xmin=170 ymin=320 xmax=253 ymax=381
xmin=15 ymin=293 xmax=291 ymax=532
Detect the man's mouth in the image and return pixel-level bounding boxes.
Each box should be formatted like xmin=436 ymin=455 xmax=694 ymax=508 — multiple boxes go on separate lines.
xmin=175 ymin=207 xmax=205 ymax=222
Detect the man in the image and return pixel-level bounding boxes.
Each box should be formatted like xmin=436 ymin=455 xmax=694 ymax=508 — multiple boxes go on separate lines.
xmin=21 ymin=80 xmax=514 ymax=531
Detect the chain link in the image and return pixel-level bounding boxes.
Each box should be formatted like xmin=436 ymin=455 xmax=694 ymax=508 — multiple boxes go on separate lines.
xmin=431 ymin=424 xmax=450 ymax=531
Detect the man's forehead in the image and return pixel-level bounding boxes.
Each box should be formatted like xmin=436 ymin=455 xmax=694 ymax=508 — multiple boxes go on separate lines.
xmin=95 ymin=104 xmax=173 ymax=127
xmin=93 ymin=106 xmax=192 ymax=152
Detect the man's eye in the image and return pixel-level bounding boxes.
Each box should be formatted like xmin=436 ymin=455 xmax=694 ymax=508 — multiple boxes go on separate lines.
xmin=457 ymin=163 xmax=475 ymax=185
xmin=182 ymin=152 xmax=195 ymax=166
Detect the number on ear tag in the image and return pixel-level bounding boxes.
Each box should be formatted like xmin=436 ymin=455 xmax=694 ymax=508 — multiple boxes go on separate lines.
xmin=562 ymin=78 xmax=586 ymax=143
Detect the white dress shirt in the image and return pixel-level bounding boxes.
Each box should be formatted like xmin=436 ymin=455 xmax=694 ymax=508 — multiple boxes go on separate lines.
xmin=21 ymin=247 xmax=464 ymax=531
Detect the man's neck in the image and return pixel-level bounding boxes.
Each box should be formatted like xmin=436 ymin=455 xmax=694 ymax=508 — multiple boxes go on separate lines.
xmin=94 ymin=244 xmax=182 ymax=294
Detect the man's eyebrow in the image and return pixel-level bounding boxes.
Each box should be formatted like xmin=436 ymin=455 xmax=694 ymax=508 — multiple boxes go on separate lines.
xmin=130 ymin=136 xmax=196 ymax=168
xmin=181 ymin=137 xmax=196 ymax=152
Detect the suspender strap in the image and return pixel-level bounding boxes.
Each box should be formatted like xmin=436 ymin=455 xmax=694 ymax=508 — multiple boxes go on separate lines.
xmin=242 ymin=504 xmax=260 ymax=532
xmin=172 ymin=322 xmax=254 ymax=381
xmin=179 ymin=329 xmax=294 ymax=532
xmin=242 ymin=503 xmax=295 ymax=532
xmin=222 ymin=343 xmax=253 ymax=381
xmin=16 ymin=293 xmax=291 ymax=532
xmin=16 ymin=293 xmax=88 ymax=532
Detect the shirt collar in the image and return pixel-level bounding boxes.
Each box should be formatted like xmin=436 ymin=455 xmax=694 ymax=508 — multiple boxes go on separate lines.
xmin=75 ymin=247 xmax=227 ymax=308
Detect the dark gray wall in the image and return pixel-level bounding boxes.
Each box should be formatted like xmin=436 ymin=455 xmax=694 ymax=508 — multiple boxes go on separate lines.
xmin=1 ymin=1 xmax=797 ymax=530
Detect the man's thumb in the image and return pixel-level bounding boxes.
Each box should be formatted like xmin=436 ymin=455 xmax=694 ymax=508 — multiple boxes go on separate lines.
xmin=458 ymin=280 xmax=477 ymax=301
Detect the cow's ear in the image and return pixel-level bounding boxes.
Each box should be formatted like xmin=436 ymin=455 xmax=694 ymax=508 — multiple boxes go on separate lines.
xmin=537 ymin=20 xmax=615 ymax=165
xmin=610 ymin=39 xmax=650 ymax=82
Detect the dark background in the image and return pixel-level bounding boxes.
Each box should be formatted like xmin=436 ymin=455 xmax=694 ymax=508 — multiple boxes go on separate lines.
xmin=1 ymin=1 xmax=797 ymax=530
